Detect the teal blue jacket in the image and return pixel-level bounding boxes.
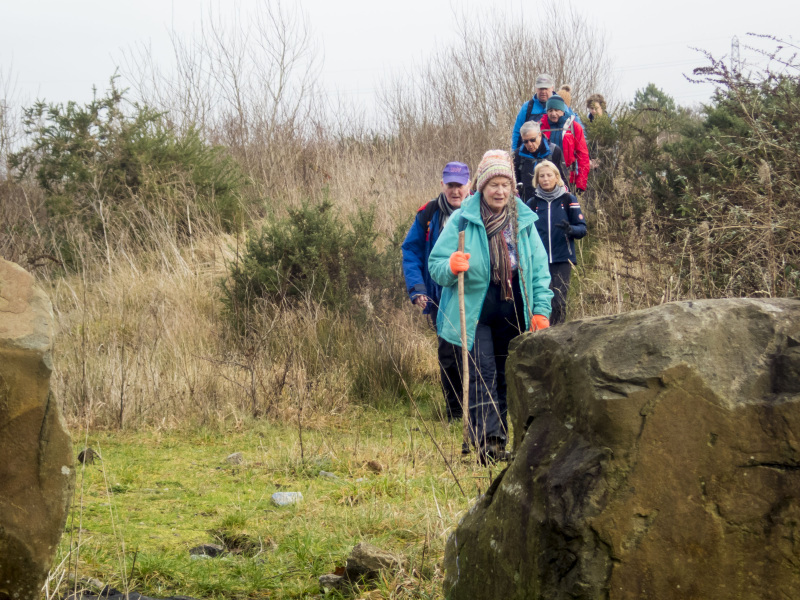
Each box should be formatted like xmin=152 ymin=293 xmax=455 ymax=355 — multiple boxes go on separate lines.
xmin=428 ymin=193 xmax=553 ymax=350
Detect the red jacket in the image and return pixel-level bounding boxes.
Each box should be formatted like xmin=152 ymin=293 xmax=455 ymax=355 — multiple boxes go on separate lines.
xmin=540 ymin=115 xmax=591 ymax=191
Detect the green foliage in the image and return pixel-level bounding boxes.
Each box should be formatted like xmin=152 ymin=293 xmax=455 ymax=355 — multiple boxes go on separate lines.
xmin=223 ymin=200 xmax=397 ymax=322
xmin=58 ymin=417 xmax=470 ymax=599
xmin=9 ymin=77 xmax=246 ymax=251
xmin=611 ymin=84 xmax=701 ymax=220
xmin=611 ymin=45 xmax=800 ymax=297
xmin=585 ymin=113 xmax=618 ymax=147
xmin=219 ymin=200 xmax=415 ymax=407
xmin=631 ymin=82 xmax=677 ymax=114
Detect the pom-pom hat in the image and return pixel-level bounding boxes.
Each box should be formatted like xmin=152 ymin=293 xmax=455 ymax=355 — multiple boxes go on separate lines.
xmin=475 ymin=149 xmax=516 ymax=193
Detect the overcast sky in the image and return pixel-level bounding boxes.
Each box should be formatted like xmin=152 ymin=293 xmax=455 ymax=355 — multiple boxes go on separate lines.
xmin=1 ymin=0 xmax=797 ymax=114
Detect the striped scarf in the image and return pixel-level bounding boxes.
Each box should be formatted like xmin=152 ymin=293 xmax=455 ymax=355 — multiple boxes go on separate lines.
xmin=436 ymin=192 xmax=456 ymax=230
xmin=480 ymin=195 xmax=514 ymax=301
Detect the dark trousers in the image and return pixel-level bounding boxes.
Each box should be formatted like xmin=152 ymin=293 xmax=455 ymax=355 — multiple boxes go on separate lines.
xmin=457 ymin=276 xmax=525 ymax=450
xmin=429 ymin=307 xmax=464 ymax=421
xmin=549 ymin=261 xmax=572 ymax=325
xmin=438 ymin=335 xmax=463 ymax=421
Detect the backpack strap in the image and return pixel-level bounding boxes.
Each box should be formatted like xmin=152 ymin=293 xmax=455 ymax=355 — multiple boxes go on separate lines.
xmin=419 ymin=199 xmax=438 ymax=222
xmin=563 ymin=114 xmax=576 ymax=136
xmin=524 ymin=98 xmax=535 ymax=125
xmin=418 ymin=199 xmax=439 ymax=241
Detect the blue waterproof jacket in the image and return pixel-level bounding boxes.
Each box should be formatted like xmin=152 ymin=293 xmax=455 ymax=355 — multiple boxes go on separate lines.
xmin=527 ymin=190 xmax=587 ymax=263
xmin=401 ymin=196 xmax=449 ymax=314
xmin=511 ymin=97 xmax=584 ymax=152
xmin=428 ymin=193 xmax=553 ymax=351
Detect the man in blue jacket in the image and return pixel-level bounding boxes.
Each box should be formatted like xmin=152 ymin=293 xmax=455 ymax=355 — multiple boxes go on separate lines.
xmin=402 ymin=162 xmax=470 ymax=424
xmin=511 ymin=73 xmax=583 ymax=152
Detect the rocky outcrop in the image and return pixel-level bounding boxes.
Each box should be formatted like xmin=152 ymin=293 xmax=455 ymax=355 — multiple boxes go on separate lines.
xmin=0 ymin=259 xmax=74 ymax=600
xmin=443 ymin=298 xmax=800 ymax=600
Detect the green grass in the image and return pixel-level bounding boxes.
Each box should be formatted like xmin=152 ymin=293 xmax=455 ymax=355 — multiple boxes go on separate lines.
xmin=57 ymin=397 xmax=501 ymax=599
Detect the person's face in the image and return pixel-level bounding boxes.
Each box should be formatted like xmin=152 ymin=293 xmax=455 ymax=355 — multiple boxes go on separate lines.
xmin=536 ymin=87 xmax=554 ymax=103
xmin=483 ymin=177 xmax=512 ymax=214
xmin=521 ymin=132 xmax=542 ymax=152
xmin=441 ymin=181 xmax=470 ymax=208
xmin=589 ymin=103 xmax=604 ymax=117
xmin=537 ymin=167 xmax=558 ymax=192
xmin=547 ymin=108 xmax=565 ymax=123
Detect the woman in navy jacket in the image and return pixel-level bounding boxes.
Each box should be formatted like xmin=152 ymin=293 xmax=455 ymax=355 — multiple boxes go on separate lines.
xmin=526 ymin=160 xmax=587 ymax=325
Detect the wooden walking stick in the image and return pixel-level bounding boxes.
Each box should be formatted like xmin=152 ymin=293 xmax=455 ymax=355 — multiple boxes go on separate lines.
xmin=457 ymin=230 xmax=470 ymax=450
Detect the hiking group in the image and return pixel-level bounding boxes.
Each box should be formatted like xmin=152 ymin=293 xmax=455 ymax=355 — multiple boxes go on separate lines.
xmin=402 ymin=73 xmax=608 ymax=465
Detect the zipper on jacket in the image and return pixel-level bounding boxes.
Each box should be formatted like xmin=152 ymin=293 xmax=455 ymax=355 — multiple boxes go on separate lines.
xmin=547 ymin=200 xmax=553 ymax=264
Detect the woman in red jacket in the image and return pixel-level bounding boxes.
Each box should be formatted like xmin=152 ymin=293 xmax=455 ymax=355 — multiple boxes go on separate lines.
xmin=540 ymin=95 xmax=590 ymax=193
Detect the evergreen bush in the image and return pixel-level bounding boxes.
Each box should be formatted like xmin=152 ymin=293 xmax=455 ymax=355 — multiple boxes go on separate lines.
xmin=608 ymin=41 xmax=800 ymax=298
xmin=222 ymin=200 xmax=398 ymax=328
xmin=9 ymin=78 xmax=246 ymax=262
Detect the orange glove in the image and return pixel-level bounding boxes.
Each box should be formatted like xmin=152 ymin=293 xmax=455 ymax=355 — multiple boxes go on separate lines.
xmin=529 ymin=315 xmax=550 ymax=332
xmin=449 ymin=251 xmax=471 ymax=275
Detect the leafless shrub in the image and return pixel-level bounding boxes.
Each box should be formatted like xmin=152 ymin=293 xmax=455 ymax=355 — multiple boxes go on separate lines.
xmin=0 ymin=64 xmax=20 ymax=172
xmin=0 ymin=65 xmax=52 ymax=265
xmin=120 ymin=0 xmax=320 ymax=203
xmin=380 ymin=1 xmax=615 ymax=170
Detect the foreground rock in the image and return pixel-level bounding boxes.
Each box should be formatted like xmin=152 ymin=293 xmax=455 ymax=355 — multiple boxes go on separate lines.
xmin=443 ymin=298 xmax=800 ymax=600
xmin=345 ymin=541 xmax=404 ymax=580
xmin=0 ymin=259 xmax=74 ymax=600
xmin=64 ymin=587 xmax=199 ymax=600
xmin=319 ymin=541 xmax=405 ymax=592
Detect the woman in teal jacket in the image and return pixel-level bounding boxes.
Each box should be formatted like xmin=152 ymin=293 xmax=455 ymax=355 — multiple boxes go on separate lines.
xmin=428 ymin=150 xmax=553 ymax=463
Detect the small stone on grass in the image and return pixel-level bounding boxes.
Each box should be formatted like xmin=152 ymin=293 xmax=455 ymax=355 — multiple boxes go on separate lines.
xmin=189 ymin=543 xmax=225 ymax=557
xmin=225 ymin=452 xmax=244 ymax=465
xmin=272 ymin=491 xmax=303 ymax=506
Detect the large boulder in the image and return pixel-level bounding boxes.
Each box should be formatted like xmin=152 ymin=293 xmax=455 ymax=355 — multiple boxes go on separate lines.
xmin=0 ymin=259 xmax=74 ymax=600
xmin=443 ymin=298 xmax=800 ymax=600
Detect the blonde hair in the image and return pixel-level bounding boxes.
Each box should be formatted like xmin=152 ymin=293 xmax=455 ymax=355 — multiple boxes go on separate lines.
xmin=533 ymin=160 xmax=564 ymax=188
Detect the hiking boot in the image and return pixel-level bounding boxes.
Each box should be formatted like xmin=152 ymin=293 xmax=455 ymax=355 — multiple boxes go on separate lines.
xmin=461 ymin=441 xmax=471 ymax=456
xmin=478 ymin=438 xmax=509 ymax=466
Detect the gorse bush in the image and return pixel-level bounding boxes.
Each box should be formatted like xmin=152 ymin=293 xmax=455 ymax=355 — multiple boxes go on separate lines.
xmin=9 ymin=78 xmax=246 ymax=265
xmin=603 ymin=39 xmax=800 ymax=298
xmin=222 ymin=200 xmax=400 ymax=328
xmin=672 ymin=66 xmax=800 ymax=296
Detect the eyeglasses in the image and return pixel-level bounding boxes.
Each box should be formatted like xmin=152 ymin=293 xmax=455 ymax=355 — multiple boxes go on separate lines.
xmin=522 ymin=137 xmax=541 ymax=145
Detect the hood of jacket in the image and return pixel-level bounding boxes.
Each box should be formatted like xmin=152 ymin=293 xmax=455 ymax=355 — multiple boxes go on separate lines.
xmin=518 ymin=136 xmax=552 ymax=161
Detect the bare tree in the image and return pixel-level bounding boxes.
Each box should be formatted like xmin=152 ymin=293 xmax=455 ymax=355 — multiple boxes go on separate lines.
xmin=380 ymin=0 xmax=615 ymax=165
xmin=120 ymin=1 xmax=321 ymax=187
xmin=0 ymin=64 xmax=21 ymax=178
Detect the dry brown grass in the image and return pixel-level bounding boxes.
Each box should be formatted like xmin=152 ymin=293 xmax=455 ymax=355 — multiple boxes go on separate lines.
xmin=1 ymin=1 xmax=669 ymax=433
xmin=45 ymin=222 xmax=437 ymax=430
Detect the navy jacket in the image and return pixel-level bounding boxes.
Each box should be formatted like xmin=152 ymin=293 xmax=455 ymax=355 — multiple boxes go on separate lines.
xmin=527 ymin=190 xmax=587 ymax=263
xmin=401 ymin=195 xmax=450 ymax=314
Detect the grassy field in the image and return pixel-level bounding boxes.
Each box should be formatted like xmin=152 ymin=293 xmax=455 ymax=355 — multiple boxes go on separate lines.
xmin=55 ymin=399 xmax=504 ymax=599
